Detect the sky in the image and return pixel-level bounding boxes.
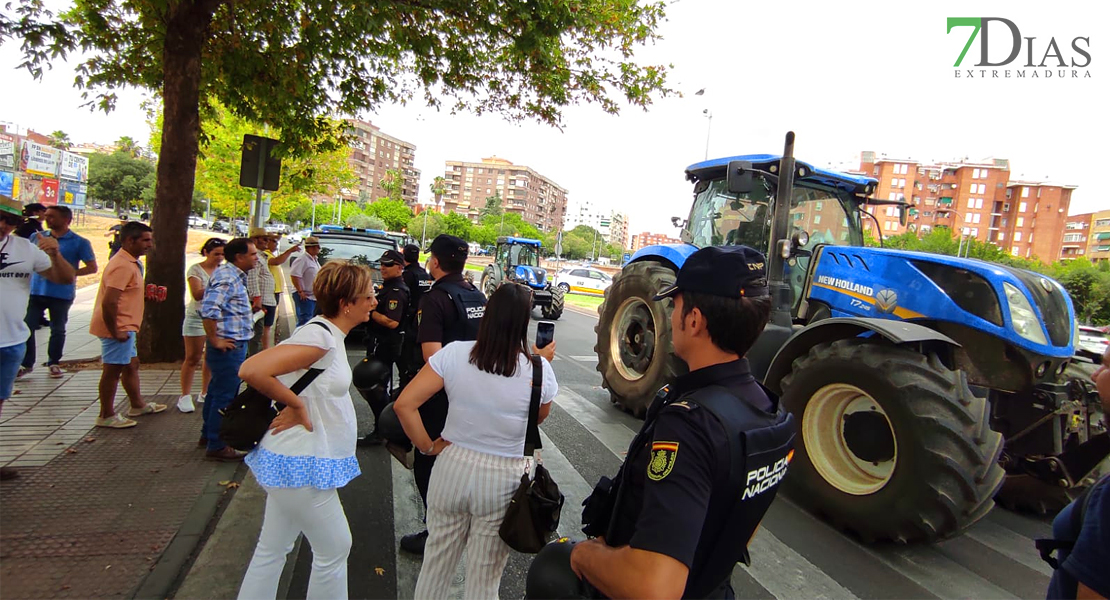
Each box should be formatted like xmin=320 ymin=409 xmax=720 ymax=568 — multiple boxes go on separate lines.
xmin=1 ymin=0 xmax=1106 ymax=236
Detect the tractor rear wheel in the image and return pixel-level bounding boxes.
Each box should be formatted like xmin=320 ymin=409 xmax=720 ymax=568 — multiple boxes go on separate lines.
xmin=780 ymin=339 xmax=1005 ymax=543
xmin=595 ymin=261 xmax=684 ymax=417
xmin=541 ymin=286 xmax=565 ymax=320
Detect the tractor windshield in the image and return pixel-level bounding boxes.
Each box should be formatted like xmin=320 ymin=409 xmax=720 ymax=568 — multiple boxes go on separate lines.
xmin=509 ymin=244 xmax=540 ymax=267
xmin=686 ymin=176 xmax=864 ymax=251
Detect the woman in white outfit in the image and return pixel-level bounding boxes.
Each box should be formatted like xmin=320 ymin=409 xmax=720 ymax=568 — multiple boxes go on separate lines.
xmin=236 ymin=261 xmax=377 ymax=600
xmin=178 ymin=237 xmax=224 ymax=414
xmin=395 ymin=283 xmax=558 ymax=599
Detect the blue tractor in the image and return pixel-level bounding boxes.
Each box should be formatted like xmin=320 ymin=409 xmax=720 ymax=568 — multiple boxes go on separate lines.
xmin=481 ymin=236 xmax=565 ymax=320
xmin=595 ymin=133 xmax=1107 ymax=543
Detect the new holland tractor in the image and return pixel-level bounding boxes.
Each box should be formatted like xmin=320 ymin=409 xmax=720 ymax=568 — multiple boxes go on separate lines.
xmin=595 ymin=132 xmax=1108 ymax=543
xmin=481 ymin=236 xmax=565 ymax=320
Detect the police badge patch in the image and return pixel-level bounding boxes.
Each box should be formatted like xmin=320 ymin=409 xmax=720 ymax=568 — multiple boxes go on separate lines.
xmin=389 ymin=300 xmax=398 ymax=311
xmin=647 ymin=441 xmax=679 ymax=481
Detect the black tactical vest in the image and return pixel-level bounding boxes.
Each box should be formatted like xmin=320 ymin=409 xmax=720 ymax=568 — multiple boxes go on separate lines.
xmin=436 ymin=278 xmax=486 ymax=345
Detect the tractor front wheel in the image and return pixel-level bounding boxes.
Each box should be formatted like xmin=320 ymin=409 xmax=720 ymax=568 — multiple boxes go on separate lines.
xmin=541 ymin=286 xmax=565 ymax=320
xmin=780 ymin=339 xmax=1005 ymax=543
xmin=595 ymin=262 xmax=684 ymax=417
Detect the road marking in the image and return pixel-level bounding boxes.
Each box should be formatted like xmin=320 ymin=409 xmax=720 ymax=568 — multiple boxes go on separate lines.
xmin=551 ymin=387 xmax=637 ymax=458
xmin=569 ymin=355 xmax=599 ymax=362
xmin=746 ymin=529 xmax=860 ymax=600
xmin=965 ymin=521 xmax=1054 ymax=577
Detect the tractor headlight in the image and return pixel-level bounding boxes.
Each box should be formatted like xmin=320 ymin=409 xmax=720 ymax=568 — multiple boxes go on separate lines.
xmin=1003 ymin=282 xmax=1048 ymax=346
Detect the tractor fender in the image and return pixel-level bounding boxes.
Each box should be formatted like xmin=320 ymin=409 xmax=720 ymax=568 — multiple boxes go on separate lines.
xmin=762 ymin=317 xmax=961 ymax=395
xmin=629 ymin=243 xmax=698 ymax=272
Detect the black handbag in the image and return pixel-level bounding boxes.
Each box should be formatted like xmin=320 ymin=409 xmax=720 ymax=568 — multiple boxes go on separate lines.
xmin=218 ymin=322 xmax=329 ymax=451
xmin=499 ymin=355 xmax=564 ymax=554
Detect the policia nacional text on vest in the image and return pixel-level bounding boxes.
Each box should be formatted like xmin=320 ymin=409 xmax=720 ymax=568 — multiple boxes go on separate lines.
xmin=576 ymin=382 xmax=795 ymax=599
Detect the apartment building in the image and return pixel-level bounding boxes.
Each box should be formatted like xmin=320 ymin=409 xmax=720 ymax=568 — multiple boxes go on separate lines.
xmin=608 ymin=212 xmax=630 ymax=250
xmin=441 ymin=156 xmax=567 ymax=232
xmin=344 ymin=118 xmax=420 ymax=206
xmin=564 ymin=199 xmax=629 ymax=249
xmin=1061 ymin=213 xmax=1093 ymax=261
xmin=858 ymin=151 xmax=1074 ymax=263
xmin=1088 ymin=210 xmax=1110 ymax=263
xmin=630 ymin=232 xmax=681 ymax=252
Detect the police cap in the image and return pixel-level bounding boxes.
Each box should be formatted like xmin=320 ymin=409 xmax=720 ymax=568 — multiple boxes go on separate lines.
xmin=654 ymin=245 xmax=769 ymax=300
xmin=380 ymin=249 xmax=405 ymax=267
xmin=429 ymin=234 xmax=469 ymax=262
xmin=403 ymin=243 xmax=420 ymax=264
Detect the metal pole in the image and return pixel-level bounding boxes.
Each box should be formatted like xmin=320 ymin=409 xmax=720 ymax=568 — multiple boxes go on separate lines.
xmin=703 ymin=110 xmax=713 ymax=160
xmin=252 ymin=138 xmax=267 ymax=229
xmin=311 ymin=198 xmax=317 ymax=230
xmin=421 ymin=206 xmax=429 ymax=249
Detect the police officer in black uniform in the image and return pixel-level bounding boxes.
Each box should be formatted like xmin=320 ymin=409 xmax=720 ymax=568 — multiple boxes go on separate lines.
xmin=399 ymin=234 xmax=487 ymax=555
xmin=357 ymin=249 xmax=409 ymax=445
xmin=398 ymin=243 xmax=434 ymax=389
xmin=528 ymin=245 xmax=795 ymax=599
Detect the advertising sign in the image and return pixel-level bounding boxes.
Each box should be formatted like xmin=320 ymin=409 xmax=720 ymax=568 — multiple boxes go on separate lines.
xmin=60 ymin=181 xmax=87 ymax=208
xmin=19 ymin=140 xmax=60 ymax=178
xmin=0 ymin=135 xmax=14 ymax=170
xmin=40 ymin=178 xmax=60 ymax=206
xmin=59 ymin=151 xmax=89 ymax=182
xmin=0 ymin=171 xmax=12 ymax=197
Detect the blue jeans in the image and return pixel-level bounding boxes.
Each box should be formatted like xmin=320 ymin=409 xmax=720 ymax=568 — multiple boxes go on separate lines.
xmin=203 ymin=340 xmax=248 ymax=451
xmin=293 ymin=295 xmax=317 ymax=327
xmin=1 ymin=344 xmax=27 ymax=400
xmin=23 ymin=295 xmax=73 ymax=368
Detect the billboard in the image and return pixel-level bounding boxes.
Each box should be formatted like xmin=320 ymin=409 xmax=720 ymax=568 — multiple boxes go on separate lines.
xmin=19 ymin=140 xmax=60 ymax=178
xmin=60 ymin=181 xmax=87 ymax=208
xmin=59 ymin=151 xmax=89 ymax=182
xmin=40 ymin=178 xmax=60 ymax=206
xmin=0 ymin=135 xmax=14 ymax=170
xmin=0 ymin=171 xmax=12 ymax=197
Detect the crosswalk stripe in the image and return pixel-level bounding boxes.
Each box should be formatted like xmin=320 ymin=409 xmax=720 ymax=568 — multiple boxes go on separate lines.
xmin=746 ymin=528 xmax=860 ymax=600
xmin=550 ymin=387 xmax=637 ymax=458
xmin=965 ymin=520 xmax=1054 ymax=577
xmin=390 ymin=457 xmax=424 ymax=600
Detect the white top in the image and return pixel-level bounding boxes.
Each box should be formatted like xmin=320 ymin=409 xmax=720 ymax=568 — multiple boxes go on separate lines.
xmin=186 ymin=262 xmax=213 ymax=313
xmin=0 ymin=234 xmax=52 ymax=347
xmin=244 ymin=317 xmax=361 ymax=489
xmin=289 ymin=254 xmax=320 ymax=300
xmin=432 ymin=341 xmax=558 ymax=458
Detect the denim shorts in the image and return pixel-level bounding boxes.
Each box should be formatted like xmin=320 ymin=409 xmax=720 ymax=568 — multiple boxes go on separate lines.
xmin=262 ymin=304 xmax=277 ymax=327
xmin=100 ymin=331 xmax=138 ymax=365
xmin=0 ymin=343 xmax=28 ymax=400
xmin=182 ymin=310 xmax=206 ymax=337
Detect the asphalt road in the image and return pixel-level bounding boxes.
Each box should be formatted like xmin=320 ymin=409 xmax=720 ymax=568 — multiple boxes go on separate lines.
xmin=284 ymin=307 xmax=1097 ymax=600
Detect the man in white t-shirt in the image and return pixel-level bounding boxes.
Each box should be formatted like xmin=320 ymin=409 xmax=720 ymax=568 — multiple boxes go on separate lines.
xmin=289 ymin=236 xmax=321 ymax=326
xmin=0 ymin=195 xmax=77 ymax=480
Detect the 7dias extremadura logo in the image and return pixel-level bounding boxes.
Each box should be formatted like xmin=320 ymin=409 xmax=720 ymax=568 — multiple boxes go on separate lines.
xmin=947 ymin=17 xmax=1091 ymax=79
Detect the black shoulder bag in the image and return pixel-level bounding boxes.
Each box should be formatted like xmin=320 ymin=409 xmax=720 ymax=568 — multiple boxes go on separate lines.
xmin=218 ymin=321 xmax=331 ymax=451
xmin=499 ymin=355 xmax=564 ymax=554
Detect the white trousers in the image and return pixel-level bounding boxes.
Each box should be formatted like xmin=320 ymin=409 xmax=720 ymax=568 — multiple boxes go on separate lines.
xmin=237 ymin=485 xmax=352 ymax=600
xmin=414 ymin=444 xmax=530 ymax=600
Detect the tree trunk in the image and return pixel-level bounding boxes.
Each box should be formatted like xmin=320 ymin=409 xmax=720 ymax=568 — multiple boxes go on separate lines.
xmin=137 ymin=0 xmax=219 ymax=363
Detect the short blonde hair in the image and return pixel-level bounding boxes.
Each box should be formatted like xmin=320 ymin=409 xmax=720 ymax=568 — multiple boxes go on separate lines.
xmin=313 ymin=261 xmax=375 ymax=317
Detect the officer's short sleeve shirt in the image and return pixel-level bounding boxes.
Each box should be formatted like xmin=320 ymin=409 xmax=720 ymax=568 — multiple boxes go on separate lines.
xmin=375 ymin=279 xmax=408 ymax=325
xmin=416 ymin=273 xmax=465 ymax=345
xmin=627 ymin=403 xmax=724 ymax=568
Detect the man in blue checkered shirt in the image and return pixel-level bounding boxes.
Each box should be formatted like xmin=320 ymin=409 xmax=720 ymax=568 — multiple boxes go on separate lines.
xmin=200 ymin=237 xmax=258 ymax=462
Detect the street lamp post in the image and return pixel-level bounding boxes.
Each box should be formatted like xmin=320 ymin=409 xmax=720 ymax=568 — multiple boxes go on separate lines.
xmin=933 ymin=207 xmax=970 ymax=257
xmin=702 ymin=109 xmax=713 ymax=161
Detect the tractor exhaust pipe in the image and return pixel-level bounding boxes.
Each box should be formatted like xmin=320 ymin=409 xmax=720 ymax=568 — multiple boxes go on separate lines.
xmin=767 ymin=131 xmax=796 ymax=328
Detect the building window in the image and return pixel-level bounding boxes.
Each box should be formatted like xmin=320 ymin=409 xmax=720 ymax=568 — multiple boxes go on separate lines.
xmin=1096 ymin=219 xmax=1110 ymax=227
xmin=998 ymin=232 xmax=1005 ymax=241
xmin=973 ymin=213 xmax=981 ymax=224
xmin=973 ymin=168 xmax=981 ymax=179
xmin=1012 ymin=247 xmax=1020 ymax=256
xmin=1018 ymin=202 xmax=1027 ymax=213
xmin=1015 ymin=232 xmax=1022 ymax=242
xmin=1021 ymin=187 xmax=1029 ymax=198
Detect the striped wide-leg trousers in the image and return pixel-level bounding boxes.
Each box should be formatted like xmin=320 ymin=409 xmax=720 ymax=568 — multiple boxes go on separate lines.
xmin=413 ymin=444 xmax=529 ymax=599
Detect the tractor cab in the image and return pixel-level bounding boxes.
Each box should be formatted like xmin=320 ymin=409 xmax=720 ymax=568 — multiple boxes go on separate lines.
xmin=481 ymin=236 xmax=565 ymax=319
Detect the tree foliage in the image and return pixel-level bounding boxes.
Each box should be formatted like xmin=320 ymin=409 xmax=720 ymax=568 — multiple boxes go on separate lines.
xmin=48 ymin=130 xmax=70 ymax=149
xmin=378 ymin=169 xmax=404 ymax=203
xmin=366 ymin=198 xmax=413 ymax=232
xmin=87 ymin=151 xmax=155 ymax=212
xmin=480 ymin=192 xmax=503 ymax=219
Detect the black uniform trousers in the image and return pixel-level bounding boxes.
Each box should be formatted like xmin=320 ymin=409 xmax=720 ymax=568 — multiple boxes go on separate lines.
xmin=414 ymin=391 xmax=449 ymax=508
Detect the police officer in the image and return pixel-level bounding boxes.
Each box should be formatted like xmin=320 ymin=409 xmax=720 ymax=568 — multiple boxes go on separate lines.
xmin=532 ymin=245 xmax=796 ymax=599
xmin=359 ymin=249 xmax=409 ymax=445
xmin=398 ymin=243 xmax=433 ymax=389
xmin=399 ymin=234 xmax=487 ymax=555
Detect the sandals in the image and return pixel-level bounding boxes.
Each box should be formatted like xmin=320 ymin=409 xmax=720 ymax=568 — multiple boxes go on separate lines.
xmin=127 ymin=402 xmax=168 ymax=417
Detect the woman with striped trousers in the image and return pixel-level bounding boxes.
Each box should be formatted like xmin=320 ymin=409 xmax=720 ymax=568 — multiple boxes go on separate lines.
xmin=395 ymin=283 xmax=558 ymax=598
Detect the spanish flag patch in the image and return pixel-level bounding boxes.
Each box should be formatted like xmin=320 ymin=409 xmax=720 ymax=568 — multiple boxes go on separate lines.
xmin=648 ymin=441 xmax=679 ymax=481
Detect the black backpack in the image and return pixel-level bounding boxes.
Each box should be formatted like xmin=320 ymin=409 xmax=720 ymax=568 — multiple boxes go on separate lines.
xmin=1036 ymin=473 xmax=1109 ymax=569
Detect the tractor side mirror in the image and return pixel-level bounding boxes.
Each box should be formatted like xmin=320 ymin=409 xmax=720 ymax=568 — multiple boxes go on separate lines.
xmin=727 ymin=160 xmax=754 ymax=194
xmin=898 ymin=204 xmax=908 ymax=227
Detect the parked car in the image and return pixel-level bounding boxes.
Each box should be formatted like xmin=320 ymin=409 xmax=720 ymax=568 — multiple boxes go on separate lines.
xmin=188 ymin=215 xmax=211 ymax=229
xmin=212 ymin=219 xmax=230 ymax=233
xmin=553 ymin=266 xmax=613 ymax=295
xmin=1076 ymin=325 xmax=1109 ymax=363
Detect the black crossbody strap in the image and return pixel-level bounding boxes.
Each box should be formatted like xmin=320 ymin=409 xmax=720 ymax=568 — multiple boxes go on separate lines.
xmin=523 ymin=354 xmax=543 ymax=456
xmin=288 ymin=321 xmax=332 ymax=395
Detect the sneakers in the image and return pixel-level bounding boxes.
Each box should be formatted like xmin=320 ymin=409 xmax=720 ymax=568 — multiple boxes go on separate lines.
xmin=96 ymin=414 xmax=137 ymax=428
xmin=206 ymin=447 xmax=247 ymax=462
xmin=177 ymin=395 xmax=196 ymax=413
xmin=197 ymin=393 xmax=205 ymax=404
xmin=15 ymin=367 xmax=31 ymax=379
xmin=48 ymin=365 xmax=64 ymax=378
xmin=400 ymin=530 xmax=428 ymax=555
xmin=127 ymin=402 xmax=168 ymax=417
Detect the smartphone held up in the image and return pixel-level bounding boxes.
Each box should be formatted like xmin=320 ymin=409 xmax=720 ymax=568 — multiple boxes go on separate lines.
xmin=536 ymin=321 xmax=555 ymax=350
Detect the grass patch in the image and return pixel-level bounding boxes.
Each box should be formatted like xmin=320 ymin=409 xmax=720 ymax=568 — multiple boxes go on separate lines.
xmin=564 ymin=293 xmax=604 ymax=313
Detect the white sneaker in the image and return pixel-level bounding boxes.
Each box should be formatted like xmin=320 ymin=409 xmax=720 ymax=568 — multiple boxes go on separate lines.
xmin=177 ymin=394 xmax=196 ymax=413
xmin=197 ymin=393 xmax=205 ymax=404
xmin=95 ymin=414 xmax=137 ymax=428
